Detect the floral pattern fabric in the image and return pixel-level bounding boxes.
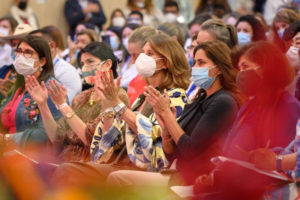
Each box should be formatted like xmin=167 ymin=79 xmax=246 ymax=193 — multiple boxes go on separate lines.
xmin=126 ymin=88 xmax=189 ymax=171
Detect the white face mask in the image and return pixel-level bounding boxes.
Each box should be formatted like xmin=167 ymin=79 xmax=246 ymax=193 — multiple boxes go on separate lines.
xmin=164 ymin=13 xmax=178 ymax=23
xmin=112 ymin=17 xmax=126 ymax=27
xmin=13 ymin=55 xmax=39 ymax=76
xmin=286 ymin=45 xmax=300 ymax=70
xmin=135 ymin=53 xmax=164 ymax=77
xmin=0 ymin=27 xmax=9 ymax=37
xmin=123 ymin=37 xmax=129 ymax=49
xmin=136 ymin=1 xmax=145 ymax=8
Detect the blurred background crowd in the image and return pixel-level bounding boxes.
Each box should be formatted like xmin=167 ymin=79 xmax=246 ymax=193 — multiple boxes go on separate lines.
xmin=0 ymin=0 xmax=300 ymax=199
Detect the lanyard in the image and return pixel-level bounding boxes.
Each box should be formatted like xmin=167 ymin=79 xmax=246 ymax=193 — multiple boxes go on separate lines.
xmin=186 ymin=84 xmax=196 ymax=96
xmin=53 ymin=57 xmax=60 ymax=66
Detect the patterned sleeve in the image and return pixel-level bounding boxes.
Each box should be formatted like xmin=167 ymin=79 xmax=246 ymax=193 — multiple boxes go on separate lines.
xmin=126 ymin=88 xmax=189 ymax=171
xmin=85 ymin=114 xmax=103 ymax=146
xmin=90 ymin=116 xmax=126 ymax=163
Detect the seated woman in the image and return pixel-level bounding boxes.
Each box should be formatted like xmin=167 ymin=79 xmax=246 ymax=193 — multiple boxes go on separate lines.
xmin=0 ymin=35 xmax=61 ymax=148
xmin=50 ymin=31 xmax=191 ymax=187
xmin=235 ymin=14 xmax=266 ymax=46
xmin=100 ymin=31 xmax=191 ymax=171
xmin=195 ymin=41 xmax=300 ymax=199
xmin=25 ymin=41 xmax=128 ymax=162
xmin=106 ymin=40 xmax=242 ymax=186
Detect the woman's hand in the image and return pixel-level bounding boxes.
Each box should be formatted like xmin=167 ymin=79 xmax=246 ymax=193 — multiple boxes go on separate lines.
xmin=48 ymin=80 xmax=67 ymax=106
xmin=25 ymin=76 xmax=48 ymax=106
xmin=96 ymin=70 xmax=121 ymax=106
xmin=145 ymin=86 xmax=171 ymax=116
xmin=95 ymin=70 xmax=113 ymax=110
xmin=248 ymin=148 xmax=277 ymax=171
xmin=194 ymin=174 xmax=214 ymax=187
xmin=155 ymin=107 xmax=177 ymax=141
xmin=67 ymin=36 xmax=76 ymax=58
xmin=94 ymin=70 xmax=106 ymax=101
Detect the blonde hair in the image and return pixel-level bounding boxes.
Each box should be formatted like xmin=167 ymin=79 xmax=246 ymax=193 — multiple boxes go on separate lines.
xmin=157 ymin=22 xmax=185 ymax=48
xmin=273 ymin=8 xmax=300 ymax=25
xmin=200 ymin=19 xmax=238 ymax=50
xmin=76 ymin=29 xmax=99 ymax=42
xmin=148 ymin=31 xmax=191 ymax=90
xmin=128 ymin=26 xmax=156 ymax=48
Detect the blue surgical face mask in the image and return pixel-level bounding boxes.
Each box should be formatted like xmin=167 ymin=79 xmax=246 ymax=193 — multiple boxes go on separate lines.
xmin=237 ymin=32 xmax=251 ymax=46
xmin=192 ymin=66 xmax=217 ymax=90
xmin=110 ymin=36 xmax=119 ymax=51
xmin=11 ymin=46 xmax=17 ymax=60
xmin=277 ymin=28 xmax=285 ymax=39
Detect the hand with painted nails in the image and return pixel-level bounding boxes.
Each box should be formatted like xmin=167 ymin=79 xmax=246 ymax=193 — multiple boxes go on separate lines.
xmin=94 ymin=70 xmax=107 ymax=101
xmin=48 ymin=80 xmax=67 ymax=106
xmin=25 ymin=76 xmax=48 ymax=106
xmin=96 ymin=70 xmax=121 ymax=106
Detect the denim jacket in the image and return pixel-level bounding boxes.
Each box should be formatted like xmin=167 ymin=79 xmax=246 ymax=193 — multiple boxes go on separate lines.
xmin=0 ymin=77 xmax=62 ymax=148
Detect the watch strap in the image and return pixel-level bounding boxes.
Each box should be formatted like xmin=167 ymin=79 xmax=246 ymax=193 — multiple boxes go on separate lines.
xmin=276 ymin=155 xmax=283 ymax=172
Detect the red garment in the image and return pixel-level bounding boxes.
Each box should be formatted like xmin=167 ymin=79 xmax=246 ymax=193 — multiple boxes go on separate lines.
xmin=127 ymin=75 xmax=147 ymax=106
xmin=1 ymin=88 xmax=24 ymax=133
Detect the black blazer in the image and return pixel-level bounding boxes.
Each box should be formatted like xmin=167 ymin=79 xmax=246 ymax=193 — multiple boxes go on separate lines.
xmin=175 ymin=89 xmax=239 ymax=184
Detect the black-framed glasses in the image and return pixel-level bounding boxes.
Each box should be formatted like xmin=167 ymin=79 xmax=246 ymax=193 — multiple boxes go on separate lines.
xmin=14 ymin=48 xmax=35 ymax=58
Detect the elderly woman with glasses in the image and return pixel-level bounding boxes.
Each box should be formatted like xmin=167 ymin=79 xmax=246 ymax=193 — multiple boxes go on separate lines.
xmin=0 ymin=35 xmax=61 ymax=148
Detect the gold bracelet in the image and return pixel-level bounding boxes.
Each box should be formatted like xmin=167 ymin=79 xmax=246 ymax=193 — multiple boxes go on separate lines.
xmin=103 ymin=111 xmax=115 ymax=119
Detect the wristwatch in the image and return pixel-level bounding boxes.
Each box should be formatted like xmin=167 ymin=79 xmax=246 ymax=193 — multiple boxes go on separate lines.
xmin=65 ymin=111 xmax=75 ymax=119
xmin=113 ymin=102 xmax=127 ymax=117
xmin=276 ymin=155 xmax=283 ymax=172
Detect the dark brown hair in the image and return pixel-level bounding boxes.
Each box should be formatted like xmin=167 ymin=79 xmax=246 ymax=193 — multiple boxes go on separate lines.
xmin=17 ymin=35 xmax=54 ymax=83
xmin=194 ymin=40 xmax=244 ymax=105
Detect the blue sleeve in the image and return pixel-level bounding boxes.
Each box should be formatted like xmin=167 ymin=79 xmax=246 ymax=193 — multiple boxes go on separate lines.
xmin=64 ymin=1 xmax=85 ymax=28
xmin=89 ymin=0 xmax=106 ymax=28
xmin=13 ymin=96 xmax=62 ymax=148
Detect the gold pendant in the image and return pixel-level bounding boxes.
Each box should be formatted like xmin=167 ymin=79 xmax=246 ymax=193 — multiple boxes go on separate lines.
xmin=88 ymin=99 xmax=95 ymax=106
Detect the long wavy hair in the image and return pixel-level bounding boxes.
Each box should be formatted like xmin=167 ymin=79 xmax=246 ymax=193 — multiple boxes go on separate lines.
xmin=193 ymin=40 xmax=244 ymax=106
xmin=148 ymin=31 xmax=191 ymax=90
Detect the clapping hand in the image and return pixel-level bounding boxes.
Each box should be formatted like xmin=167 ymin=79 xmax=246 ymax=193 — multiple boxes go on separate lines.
xmin=94 ymin=70 xmax=107 ymax=101
xmin=48 ymin=80 xmax=67 ymax=107
xmin=145 ymin=86 xmax=171 ymax=115
xmin=25 ymin=76 xmax=48 ymax=106
xmin=248 ymin=148 xmax=277 ymax=171
xmin=96 ymin=70 xmax=121 ymax=106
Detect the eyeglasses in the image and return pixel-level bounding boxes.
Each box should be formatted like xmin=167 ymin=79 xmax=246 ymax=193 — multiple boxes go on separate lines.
xmin=82 ymin=60 xmax=106 ymax=70
xmin=14 ymin=48 xmax=36 ymax=58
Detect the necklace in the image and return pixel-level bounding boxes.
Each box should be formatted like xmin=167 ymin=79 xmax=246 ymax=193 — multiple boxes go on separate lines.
xmin=88 ymin=91 xmax=96 ymax=106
